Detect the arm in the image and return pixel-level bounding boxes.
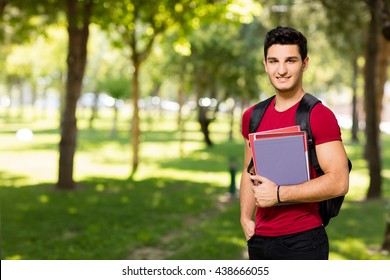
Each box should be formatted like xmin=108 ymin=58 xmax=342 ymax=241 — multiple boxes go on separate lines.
xmin=240 ymin=139 xmax=256 ymax=240
xmin=252 ymin=140 xmax=349 ymax=206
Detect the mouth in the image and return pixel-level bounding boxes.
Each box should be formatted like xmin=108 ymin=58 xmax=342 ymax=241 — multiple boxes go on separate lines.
xmin=276 ymin=76 xmax=290 ymax=83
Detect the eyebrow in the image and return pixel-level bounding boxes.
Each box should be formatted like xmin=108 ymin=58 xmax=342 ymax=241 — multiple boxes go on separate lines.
xmin=267 ymin=56 xmax=300 ymax=61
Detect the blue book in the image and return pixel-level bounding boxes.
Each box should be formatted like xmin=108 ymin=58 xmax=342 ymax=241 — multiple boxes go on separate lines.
xmin=252 ymin=134 xmax=310 ymax=186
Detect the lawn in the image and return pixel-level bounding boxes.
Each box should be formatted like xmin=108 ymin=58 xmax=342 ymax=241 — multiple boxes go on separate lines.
xmin=0 ymin=107 xmax=389 ymax=260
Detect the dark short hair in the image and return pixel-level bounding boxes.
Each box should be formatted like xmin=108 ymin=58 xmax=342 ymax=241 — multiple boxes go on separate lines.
xmin=264 ymin=26 xmax=307 ymax=61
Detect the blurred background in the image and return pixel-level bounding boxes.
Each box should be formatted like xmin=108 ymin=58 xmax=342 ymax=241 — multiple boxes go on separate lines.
xmin=0 ymin=0 xmax=390 ymax=260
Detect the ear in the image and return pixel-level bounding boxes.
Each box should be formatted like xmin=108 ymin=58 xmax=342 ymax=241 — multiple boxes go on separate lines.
xmin=302 ymin=57 xmax=309 ymax=71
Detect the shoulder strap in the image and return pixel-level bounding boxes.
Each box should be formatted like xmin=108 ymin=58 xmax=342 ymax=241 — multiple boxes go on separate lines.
xmin=295 ymin=93 xmax=324 ymax=176
xmin=249 ymin=95 xmax=275 ymax=133
xmin=296 ymin=93 xmax=352 ymax=175
xmin=246 ymin=95 xmax=275 ymax=174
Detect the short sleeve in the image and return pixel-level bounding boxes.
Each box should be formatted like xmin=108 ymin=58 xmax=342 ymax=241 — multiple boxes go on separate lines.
xmin=310 ymin=103 xmax=342 ymax=145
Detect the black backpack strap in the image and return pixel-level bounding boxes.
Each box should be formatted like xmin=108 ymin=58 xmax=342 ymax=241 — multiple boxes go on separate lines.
xmin=249 ymin=95 xmax=275 ymax=133
xmin=246 ymin=95 xmax=275 ymax=175
xmin=296 ymin=93 xmax=352 ymax=175
xmin=296 ymin=93 xmax=324 ymax=176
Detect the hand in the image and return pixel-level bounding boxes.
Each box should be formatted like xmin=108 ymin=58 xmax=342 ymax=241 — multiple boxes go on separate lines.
xmin=241 ymin=218 xmax=255 ymax=241
xmin=250 ymin=175 xmax=279 ymax=207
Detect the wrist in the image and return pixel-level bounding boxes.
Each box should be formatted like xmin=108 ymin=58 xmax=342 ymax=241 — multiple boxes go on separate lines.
xmin=240 ymin=215 xmax=252 ymax=225
xmin=277 ymin=185 xmax=282 ymax=203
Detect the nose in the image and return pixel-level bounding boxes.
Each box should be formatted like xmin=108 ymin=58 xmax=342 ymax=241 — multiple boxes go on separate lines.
xmin=277 ymin=63 xmax=287 ymax=75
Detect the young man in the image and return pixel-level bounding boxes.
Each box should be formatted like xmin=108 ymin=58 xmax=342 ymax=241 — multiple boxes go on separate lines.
xmin=240 ymin=26 xmax=349 ymax=260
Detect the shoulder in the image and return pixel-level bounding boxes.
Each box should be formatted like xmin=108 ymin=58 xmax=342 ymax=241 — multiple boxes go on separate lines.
xmin=310 ymin=101 xmax=342 ymax=144
xmin=241 ymin=96 xmax=276 ymax=139
xmin=241 ymin=104 xmax=256 ymax=139
xmin=243 ymin=103 xmax=256 ymax=119
xmin=311 ymin=101 xmax=337 ymax=120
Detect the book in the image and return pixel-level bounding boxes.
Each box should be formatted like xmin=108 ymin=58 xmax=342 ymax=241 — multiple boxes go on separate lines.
xmin=249 ymin=126 xmax=310 ymax=186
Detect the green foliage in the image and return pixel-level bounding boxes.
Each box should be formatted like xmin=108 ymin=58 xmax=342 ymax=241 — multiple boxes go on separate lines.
xmin=98 ymin=76 xmax=131 ymax=99
xmin=0 ymin=0 xmax=59 ymax=44
xmin=1 ymin=0 xmax=374 ymax=106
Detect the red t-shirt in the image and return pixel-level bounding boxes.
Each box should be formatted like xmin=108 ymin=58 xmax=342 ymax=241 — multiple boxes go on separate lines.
xmin=241 ymin=96 xmax=342 ymax=236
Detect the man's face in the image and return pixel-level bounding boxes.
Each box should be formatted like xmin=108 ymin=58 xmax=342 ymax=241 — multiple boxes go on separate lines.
xmin=263 ymin=44 xmax=308 ymax=94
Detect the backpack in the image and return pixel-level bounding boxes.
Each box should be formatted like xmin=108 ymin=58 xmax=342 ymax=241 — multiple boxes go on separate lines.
xmin=247 ymin=93 xmax=352 ymax=226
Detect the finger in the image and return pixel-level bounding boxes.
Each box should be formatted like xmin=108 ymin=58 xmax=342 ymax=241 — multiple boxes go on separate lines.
xmin=250 ymin=174 xmax=266 ymax=183
xmin=251 ymin=187 xmax=261 ymax=195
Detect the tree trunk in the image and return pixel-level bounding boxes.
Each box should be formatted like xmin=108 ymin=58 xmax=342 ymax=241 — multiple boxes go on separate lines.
xmin=198 ymin=105 xmax=213 ymax=147
xmin=18 ymin=81 xmax=24 ymax=119
xmin=57 ymin=0 xmax=92 ymax=190
xmin=88 ymin=92 xmax=99 ymax=129
xmin=0 ymin=0 xmax=7 ymax=16
xmin=382 ymin=212 xmax=390 ymax=251
xmin=228 ymin=102 xmax=235 ymax=141
xmin=364 ymin=0 xmax=382 ymax=199
xmin=178 ymin=81 xmax=185 ymax=157
xmin=351 ymin=58 xmax=359 ymax=143
xmin=130 ymin=51 xmax=141 ymax=178
xmin=378 ymin=0 xmax=390 ymax=256
xmin=376 ymin=37 xmax=390 ymax=122
xmin=111 ymin=101 xmax=118 ymax=138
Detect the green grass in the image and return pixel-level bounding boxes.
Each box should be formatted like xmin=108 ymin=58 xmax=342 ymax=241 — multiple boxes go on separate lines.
xmin=0 ymin=107 xmax=389 ymax=260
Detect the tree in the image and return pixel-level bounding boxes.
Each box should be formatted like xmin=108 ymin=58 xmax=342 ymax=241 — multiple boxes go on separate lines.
xmin=4 ymin=26 xmax=67 ymax=120
xmin=189 ymin=20 xmax=264 ymax=146
xmin=82 ymin=26 xmax=130 ymax=129
xmin=363 ymin=0 xmax=387 ymax=199
xmin=0 ymin=0 xmax=7 ymax=16
xmin=98 ymin=76 xmax=131 ymax=137
xmin=1 ymin=0 xmax=88 ymax=190
xmin=303 ymin=0 xmax=386 ymax=200
xmin=378 ymin=0 xmax=390 ymax=253
xmin=158 ymin=2 xmax=262 ymax=146
xmin=317 ymin=0 xmax=367 ymax=143
xmin=97 ymin=0 xmax=256 ymax=176
xmin=57 ymin=0 xmax=93 ymax=189
xmin=1 ymin=0 xmax=60 ymax=119
xmin=97 ymin=1 xmax=183 ymax=177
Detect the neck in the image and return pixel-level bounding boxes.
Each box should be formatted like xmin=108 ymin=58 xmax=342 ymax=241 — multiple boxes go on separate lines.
xmin=274 ymin=89 xmax=305 ymax=111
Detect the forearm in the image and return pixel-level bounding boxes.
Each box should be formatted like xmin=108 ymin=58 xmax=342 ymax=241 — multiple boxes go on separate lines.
xmin=240 ymin=170 xmax=256 ymax=221
xmin=278 ymin=166 xmax=349 ymax=203
xmin=240 ymin=170 xmax=257 ymax=239
xmin=240 ymin=140 xmax=256 ymax=221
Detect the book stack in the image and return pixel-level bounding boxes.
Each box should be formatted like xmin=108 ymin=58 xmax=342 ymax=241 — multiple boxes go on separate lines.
xmin=249 ymin=125 xmax=310 ymax=188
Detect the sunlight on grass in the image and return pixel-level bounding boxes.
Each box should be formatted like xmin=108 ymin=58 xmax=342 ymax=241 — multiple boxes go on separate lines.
xmin=0 ymin=151 xmax=58 ymax=185
xmin=383 ymin=169 xmax=390 ymax=179
xmin=135 ymin=167 xmax=236 ymax=188
xmin=332 ymin=238 xmax=373 ymax=260
xmin=7 ymin=255 xmax=23 ymax=260
xmin=39 ymin=194 xmax=49 ymax=204
xmin=348 ymin=171 xmax=370 ymax=200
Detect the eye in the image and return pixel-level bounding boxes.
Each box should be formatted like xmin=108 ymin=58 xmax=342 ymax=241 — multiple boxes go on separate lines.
xmin=286 ymin=58 xmax=298 ymax=63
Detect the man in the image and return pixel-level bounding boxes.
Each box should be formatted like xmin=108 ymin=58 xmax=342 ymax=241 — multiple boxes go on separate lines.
xmin=240 ymin=26 xmax=349 ymax=260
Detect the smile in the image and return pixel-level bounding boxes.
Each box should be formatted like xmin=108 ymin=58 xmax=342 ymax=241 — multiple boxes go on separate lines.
xmin=276 ymin=77 xmax=290 ymax=82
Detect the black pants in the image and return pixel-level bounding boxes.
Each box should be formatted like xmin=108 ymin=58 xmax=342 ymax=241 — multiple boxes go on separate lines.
xmin=247 ymin=226 xmax=329 ymax=260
